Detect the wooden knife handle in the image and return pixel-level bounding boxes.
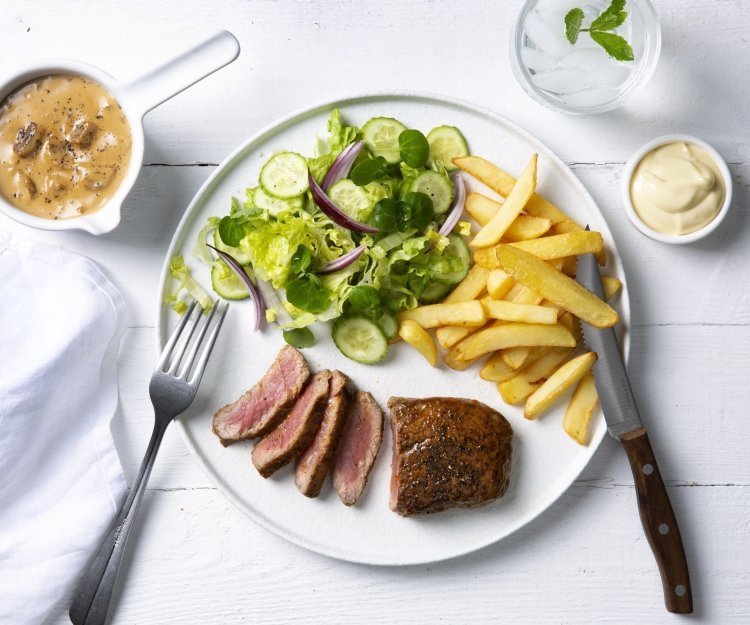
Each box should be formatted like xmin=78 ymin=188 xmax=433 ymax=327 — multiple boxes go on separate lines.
xmin=619 ymin=427 xmax=693 ymax=614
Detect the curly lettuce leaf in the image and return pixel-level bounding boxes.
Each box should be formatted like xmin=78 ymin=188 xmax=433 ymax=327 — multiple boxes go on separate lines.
xmin=165 ymin=255 xmax=212 ymax=314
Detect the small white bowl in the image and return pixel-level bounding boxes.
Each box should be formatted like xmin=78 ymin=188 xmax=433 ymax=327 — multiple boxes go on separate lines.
xmin=0 ymin=31 xmax=239 ymax=235
xmin=621 ymin=134 xmax=733 ymax=244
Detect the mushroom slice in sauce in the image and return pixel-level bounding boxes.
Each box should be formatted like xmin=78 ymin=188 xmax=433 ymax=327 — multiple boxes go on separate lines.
xmin=13 ymin=122 xmax=42 ymax=157
xmin=70 ymin=118 xmax=98 ymax=148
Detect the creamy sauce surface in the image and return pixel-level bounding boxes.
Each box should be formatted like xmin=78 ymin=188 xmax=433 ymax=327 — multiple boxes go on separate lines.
xmin=0 ymin=75 xmax=132 ymax=219
xmin=630 ymin=142 xmax=725 ymax=236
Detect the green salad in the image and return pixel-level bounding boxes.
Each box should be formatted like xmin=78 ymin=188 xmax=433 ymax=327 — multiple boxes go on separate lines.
xmin=167 ymin=109 xmax=472 ymax=364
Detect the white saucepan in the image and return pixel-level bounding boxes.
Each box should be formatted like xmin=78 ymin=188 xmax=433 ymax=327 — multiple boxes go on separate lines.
xmin=0 ymin=30 xmax=240 ymax=235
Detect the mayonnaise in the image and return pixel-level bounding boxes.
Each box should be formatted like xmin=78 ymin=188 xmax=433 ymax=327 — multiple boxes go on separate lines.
xmin=630 ymin=142 xmax=725 ymax=236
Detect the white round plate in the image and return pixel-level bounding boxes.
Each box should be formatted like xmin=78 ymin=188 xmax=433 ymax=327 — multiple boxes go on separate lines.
xmin=157 ymin=92 xmax=630 ymax=566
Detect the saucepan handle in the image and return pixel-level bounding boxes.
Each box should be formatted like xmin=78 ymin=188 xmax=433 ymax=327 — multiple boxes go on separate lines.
xmin=120 ymin=30 xmax=240 ymax=116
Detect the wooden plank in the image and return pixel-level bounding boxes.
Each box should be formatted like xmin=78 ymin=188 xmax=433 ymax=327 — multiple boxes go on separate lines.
xmin=1 ymin=0 xmax=748 ymax=164
xmin=42 ymin=484 xmax=750 ymax=624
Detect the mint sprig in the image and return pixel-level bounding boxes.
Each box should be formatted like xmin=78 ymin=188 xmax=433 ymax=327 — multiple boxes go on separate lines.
xmin=564 ymin=0 xmax=634 ymax=62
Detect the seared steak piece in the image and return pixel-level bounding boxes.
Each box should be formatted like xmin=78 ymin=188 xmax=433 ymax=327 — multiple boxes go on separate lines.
xmin=212 ymin=345 xmax=309 ymax=446
xmin=295 ymin=371 xmax=351 ymax=498
xmin=332 ymin=391 xmax=384 ymax=506
xmin=252 ymin=371 xmax=331 ymax=478
xmin=388 ymin=397 xmax=513 ymax=516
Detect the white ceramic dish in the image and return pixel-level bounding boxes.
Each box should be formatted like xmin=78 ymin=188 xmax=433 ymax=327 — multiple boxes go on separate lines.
xmin=156 ymin=93 xmax=630 ymax=565
xmin=0 ymin=30 xmax=239 ymax=234
xmin=621 ymin=134 xmax=733 ymax=244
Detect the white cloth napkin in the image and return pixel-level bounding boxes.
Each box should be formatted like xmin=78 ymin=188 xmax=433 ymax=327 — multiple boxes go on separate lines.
xmin=0 ymin=231 xmax=128 ymax=625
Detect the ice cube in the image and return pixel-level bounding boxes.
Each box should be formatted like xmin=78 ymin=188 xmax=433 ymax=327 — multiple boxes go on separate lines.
xmin=590 ymin=63 xmax=632 ymax=87
xmin=560 ymin=48 xmax=613 ymax=72
xmin=532 ymin=68 xmax=593 ymax=94
xmin=521 ymin=47 xmax=559 ymax=71
xmin=559 ymin=86 xmax=619 ymax=107
xmin=523 ymin=10 xmax=570 ymax=58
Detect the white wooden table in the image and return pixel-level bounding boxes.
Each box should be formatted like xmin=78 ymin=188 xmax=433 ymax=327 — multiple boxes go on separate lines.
xmin=4 ymin=1 xmax=749 ymax=622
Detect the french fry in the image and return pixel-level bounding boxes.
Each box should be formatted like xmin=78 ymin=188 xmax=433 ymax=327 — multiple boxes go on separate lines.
xmin=490 ymin=245 xmax=619 ymax=328
xmin=465 ymin=192 xmax=501 ymax=226
xmin=498 ymin=347 xmax=573 ymax=404
xmin=561 ymin=256 xmax=577 ymax=277
xmin=498 ymin=378 xmax=542 ymax=405
xmin=602 ymin=276 xmax=622 ymax=300
xmin=398 ymin=320 xmax=438 ymax=367
xmin=444 ymin=350 xmax=481 ymax=371
xmin=540 ymin=300 xmax=562 ymax=318
xmin=465 ymin=193 xmax=552 ymax=240
xmin=444 ymin=264 xmax=490 ymax=303
xmin=559 ymin=312 xmax=583 ymax=342
xmin=563 ymin=370 xmax=599 ymax=445
xmin=513 ymin=231 xmax=603 ymax=260
xmin=436 ymin=323 xmax=483 ymax=349
xmin=482 ymin=299 xmax=557 ymax=324
xmin=552 ymin=220 xmax=606 ymax=265
xmin=487 ymin=269 xmax=514 ymax=299
xmin=470 ymin=154 xmax=537 ymax=248
xmin=398 ymin=300 xmax=486 ymax=328
xmin=452 ymin=322 xmax=576 ymax=361
xmin=505 ymin=216 xmax=553 ymax=242
xmin=498 ymin=284 xmax=546 ymax=367
xmin=454 ymin=155 xmax=582 ymax=228
xmin=474 ymin=231 xmax=603 ymax=266
xmin=524 ymin=351 xmax=597 ymax=420
xmin=479 ymin=351 xmax=517 ymax=382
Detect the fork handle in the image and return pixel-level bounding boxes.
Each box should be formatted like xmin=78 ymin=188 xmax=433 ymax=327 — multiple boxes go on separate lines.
xmin=69 ymin=422 xmax=167 ymax=625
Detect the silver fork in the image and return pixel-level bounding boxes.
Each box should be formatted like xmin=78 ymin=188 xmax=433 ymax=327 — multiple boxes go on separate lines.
xmin=69 ymin=299 xmax=228 ymax=625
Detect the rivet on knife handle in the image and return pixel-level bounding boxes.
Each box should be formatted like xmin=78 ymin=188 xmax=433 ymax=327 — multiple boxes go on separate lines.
xmin=619 ymin=427 xmax=693 ymax=614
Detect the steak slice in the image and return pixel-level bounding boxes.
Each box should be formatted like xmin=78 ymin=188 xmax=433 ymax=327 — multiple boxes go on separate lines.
xmin=295 ymin=371 xmax=351 ymax=498
xmin=252 ymin=370 xmax=331 ymax=478
xmin=212 ymin=345 xmax=309 ymax=446
xmin=388 ymin=397 xmax=513 ymax=516
xmin=332 ymin=391 xmax=384 ymax=506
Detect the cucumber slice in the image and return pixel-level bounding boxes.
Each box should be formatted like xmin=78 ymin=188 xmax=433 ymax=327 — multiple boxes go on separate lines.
xmin=377 ymin=312 xmax=398 ymax=340
xmin=432 ymin=234 xmax=471 ymax=285
xmin=427 ymin=126 xmax=469 ymax=172
xmin=213 ymin=229 xmax=251 ymax=265
xmin=259 ymin=152 xmax=309 ymax=199
xmin=252 ymin=186 xmax=304 ymax=216
xmin=332 ymin=316 xmax=388 ymax=364
xmin=419 ymin=280 xmax=453 ymax=304
xmin=211 ymin=261 xmax=250 ymax=300
xmin=362 ymin=117 xmax=407 ymax=164
xmin=407 ymin=170 xmax=454 ymax=214
xmin=328 ymin=179 xmax=373 ymax=222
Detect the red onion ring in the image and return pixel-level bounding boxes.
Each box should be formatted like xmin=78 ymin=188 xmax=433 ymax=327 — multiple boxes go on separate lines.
xmin=322 ymin=140 xmax=364 ymax=191
xmin=439 ymin=173 xmax=466 ymax=236
xmin=319 ymin=245 xmax=366 ymax=274
xmin=308 ymin=171 xmax=379 ymax=233
xmin=207 ymin=244 xmax=265 ymax=332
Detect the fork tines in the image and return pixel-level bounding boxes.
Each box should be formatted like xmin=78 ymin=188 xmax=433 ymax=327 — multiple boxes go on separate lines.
xmin=158 ymin=299 xmax=229 ymax=385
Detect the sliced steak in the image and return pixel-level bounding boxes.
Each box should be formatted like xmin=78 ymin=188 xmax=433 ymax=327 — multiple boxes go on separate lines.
xmin=295 ymin=371 xmax=351 ymax=498
xmin=332 ymin=391 xmax=384 ymax=506
xmin=252 ymin=370 xmax=331 ymax=478
xmin=212 ymin=345 xmax=309 ymax=446
xmin=388 ymin=397 xmax=513 ymax=516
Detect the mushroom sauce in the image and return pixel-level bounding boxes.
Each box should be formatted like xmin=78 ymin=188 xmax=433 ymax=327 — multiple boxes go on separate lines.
xmin=0 ymin=75 xmax=131 ymax=219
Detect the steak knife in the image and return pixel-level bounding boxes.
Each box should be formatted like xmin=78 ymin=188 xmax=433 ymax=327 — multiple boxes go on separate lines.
xmin=577 ymin=247 xmax=693 ymax=614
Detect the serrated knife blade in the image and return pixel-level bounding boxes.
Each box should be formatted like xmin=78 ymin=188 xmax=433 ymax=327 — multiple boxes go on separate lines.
xmin=576 ymin=250 xmax=643 ymax=440
xmin=575 ymin=236 xmax=692 ymax=614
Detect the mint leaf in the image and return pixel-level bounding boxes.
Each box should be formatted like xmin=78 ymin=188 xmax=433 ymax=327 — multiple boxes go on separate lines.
xmin=565 ymin=8 xmax=585 ymax=44
xmin=590 ymin=31 xmax=634 ymax=61
xmin=590 ymin=0 xmax=627 ymax=31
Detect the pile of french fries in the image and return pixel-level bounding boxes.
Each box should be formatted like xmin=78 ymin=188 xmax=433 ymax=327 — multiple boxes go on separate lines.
xmin=397 ymin=154 xmax=623 ymax=446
